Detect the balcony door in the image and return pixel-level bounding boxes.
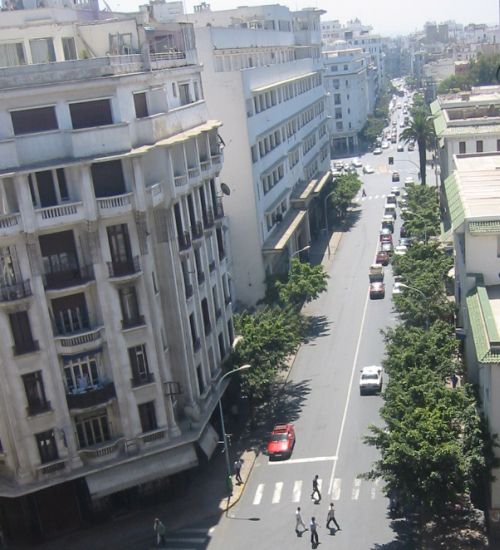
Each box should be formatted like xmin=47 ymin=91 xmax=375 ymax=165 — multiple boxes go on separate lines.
xmin=51 ymin=293 xmax=89 ymax=335
xmin=107 ymin=224 xmax=133 ymax=274
xmin=39 ymin=230 xmax=79 ymax=287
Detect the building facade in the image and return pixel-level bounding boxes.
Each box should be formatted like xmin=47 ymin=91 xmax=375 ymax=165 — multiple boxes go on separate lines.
xmin=0 ymin=1 xmax=233 ymax=541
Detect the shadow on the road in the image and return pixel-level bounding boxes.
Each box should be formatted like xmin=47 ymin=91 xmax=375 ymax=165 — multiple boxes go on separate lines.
xmin=371 ymin=517 xmax=421 ymax=550
xmin=226 ymin=515 xmax=261 ymax=521
xmin=303 ymin=315 xmax=330 ymax=343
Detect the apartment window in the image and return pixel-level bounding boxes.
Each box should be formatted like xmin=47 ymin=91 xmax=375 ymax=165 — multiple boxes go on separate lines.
xmin=39 ymin=230 xmax=79 ymax=287
xmin=189 ymin=313 xmax=200 ymax=350
xmin=196 ymin=364 xmax=205 ymax=395
xmin=330 ymin=65 xmax=338 ymax=72
xmin=91 ymin=160 xmax=126 ymax=197
xmin=179 ymin=83 xmax=192 ymax=106
xmin=0 ymin=43 xmax=26 ymax=67
xmin=138 ymin=401 xmax=158 ymax=433
xmin=335 ymin=108 xmax=342 ymax=120
xmin=51 ymin=293 xmax=89 ymax=335
xmin=0 ymin=245 xmax=17 ymax=287
xmin=10 ymin=311 xmax=37 ymax=355
xmin=29 ymin=38 xmax=55 ymax=64
xmin=218 ymin=332 xmax=226 ymax=359
xmin=11 ymin=106 xmax=58 ymax=135
xmin=119 ymin=286 xmax=142 ymax=328
xmin=459 ymin=141 xmax=466 ymax=154
xmin=133 ymin=92 xmax=149 ymax=119
xmin=251 ymin=145 xmax=258 ymax=163
xmin=201 ymin=297 xmax=211 ymax=335
xmin=23 ymin=371 xmax=50 ymax=415
xmin=172 ymin=82 xmax=177 ymax=97
xmin=128 ymin=344 xmax=152 ymax=386
xmin=107 ymin=223 xmax=133 ymax=269
xmin=64 ymin=355 xmax=99 ymax=393
xmin=62 ymin=37 xmax=77 ymax=60
xmin=334 ymin=93 xmax=341 ymax=105
xmin=75 ymin=411 xmax=111 ymax=448
xmin=28 ymin=168 xmax=69 ymax=208
xmin=343 ymin=64 xmax=348 ymax=70
xmin=476 ymin=140 xmax=483 ymax=153
xmin=69 ymin=99 xmax=113 ymax=129
xmin=336 ymin=121 xmax=343 ymax=131
xmin=36 ymin=430 xmax=58 ymax=464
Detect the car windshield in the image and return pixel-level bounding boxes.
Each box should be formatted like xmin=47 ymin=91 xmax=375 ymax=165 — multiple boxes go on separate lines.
xmin=271 ymin=433 xmax=288 ymax=441
xmin=362 ymin=373 xmax=379 ymax=380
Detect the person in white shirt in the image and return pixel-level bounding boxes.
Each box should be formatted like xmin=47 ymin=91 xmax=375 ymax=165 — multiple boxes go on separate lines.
xmin=310 ymin=517 xmax=319 ymax=545
xmin=295 ymin=506 xmax=306 ymax=534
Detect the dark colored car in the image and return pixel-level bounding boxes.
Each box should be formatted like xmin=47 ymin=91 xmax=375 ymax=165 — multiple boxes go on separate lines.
xmin=267 ymin=424 xmax=296 ymax=460
xmin=392 ymin=171 xmax=400 ymax=182
xmin=369 ymin=282 xmax=385 ymax=299
xmin=400 ymin=225 xmax=408 ymax=238
xmin=376 ymin=251 xmax=390 ymax=266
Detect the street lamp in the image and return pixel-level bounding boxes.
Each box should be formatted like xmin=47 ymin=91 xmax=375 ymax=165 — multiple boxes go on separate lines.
xmin=289 ymin=245 xmax=311 ymax=270
xmin=398 ymin=283 xmax=429 ymax=329
xmin=217 ymin=364 xmax=251 ymax=502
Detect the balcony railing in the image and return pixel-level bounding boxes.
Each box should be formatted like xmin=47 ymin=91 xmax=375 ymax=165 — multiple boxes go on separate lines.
xmin=188 ymin=166 xmax=200 ymax=179
xmin=13 ymin=339 xmax=39 ymax=356
xmin=203 ymin=207 xmax=214 ymax=229
xmin=121 ymin=315 xmax=146 ymax=330
xmin=27 ymin=400 xmax=51 ymax=416
xmin=96 ymin=192 xmax=133 ymax=211
xmin=0 ymin=213 xmax=21 ymax=230
xmin=164 ymin=381 xmax=182 ymax=396
xmin=191 ymin=221 xmax=203 ymax=240
xmin=138 ymin=428 xmax=168 ymax=445
xmin=178 ymin=231 xmax=191 ymax=251
xmin=0 ymin=279 xmax=32 ymax=302
xmin=200 ymin=159 xmax=211 ymax=172
xmin=197 ymin=271 xmax=205 ymax=284
xmin=57 ymin=328 xmax=101 ymax=348
xmin=66 ymin=381 xmax=116 ymax=410
xmin=131 ymin=372 xmax=155 ymax=388
xmin=36 ymin=459 xmax=66 ymax=476
xmin=174 ymin=174 xmax=188 ymax=187
xmin=214 ymin=198 xmax=224 ymax=219
xmin=37 ymin=202 xmax=82 ymax=221
xmin=107 ymin=256 xmax=141 ymax=278
xmin=185 ymin=283 xmax=193 ymax=299
xmin=43 ymin=265 xmax=94 ymax=290
xmin=79 ymin=438 xmax=123 ymax=462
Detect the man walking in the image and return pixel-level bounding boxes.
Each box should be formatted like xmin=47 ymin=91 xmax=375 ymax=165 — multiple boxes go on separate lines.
xmin=311 ymin=474 xmax=321 ymax=502
xmin=310 ymin=517 xmax=319 ymax=546
xmin=326 ymin=502 xmax=341 ymax=531
xmin=153 ymin=517 xmax=166 ymax=547
xmin=295 ymin=506 xmax=307 ymax=534
xmin=234 ymin=458 xmax=243 ymax=484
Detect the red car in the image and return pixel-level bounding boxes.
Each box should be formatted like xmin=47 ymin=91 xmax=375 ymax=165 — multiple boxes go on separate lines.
xmin=376 ymin=251 xmax=390 ymax=266
xmin=380 ymin=233 xmax=393 ymax=244
xmin=267 ymin=424 xmax=295 ymax=460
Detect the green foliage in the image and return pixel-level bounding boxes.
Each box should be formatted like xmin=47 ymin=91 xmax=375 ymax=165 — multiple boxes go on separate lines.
xmin=401 ymin=184 xmax=440 ymax=240
xmin=437 ymin=53 xmax=500 ymax=94
xmin=359 ymin=116 xmax=386 ymax=143
xmin=276 ymin=258 xmax=329 ymax=309
xmin=262 ymin=271 xmax=288 ymax=305
xmin=327 ymin=173 xmax=362 ymax=219
xmin=400 ymin=112 xmax=436 ymax=184
xmin=437 ymin=73 xmax=472 ymax=94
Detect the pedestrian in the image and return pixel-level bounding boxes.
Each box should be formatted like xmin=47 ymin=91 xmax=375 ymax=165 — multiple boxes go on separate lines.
xmin=234 ymin=458 xmax=243 ymax=484
xmin=310 ymin=517 xmax=319 ymax=545
xmin=295 ymin=506 xmax=307 ymax=534
xmin=311 ymin=474 xmax=321 ymax=502
xmin=326 ymin=502 xmax=341 ymax=531
xmin=451 ymin=373 xmax=458 ymax=389
xmin=362 ymin=188 xmax=367 ymax=197
xmin=153 ymin=517 xmax=166 ymax=547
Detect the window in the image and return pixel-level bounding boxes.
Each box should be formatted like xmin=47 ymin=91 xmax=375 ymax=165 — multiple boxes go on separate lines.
xmin=172 ymin=82 xmax=177 ymax=97
xmin=138 ymin=401 xmax=157 ymax=433
xmin=107 ymin=223 xmax=133 ymax=269
xmin=51 ymin=293 xmax=89 ymax=335
xmin=189 ymin=313 xmax=200 ymax=350
xmin=62 ymin=37 xmax=77 ymax=60
xmin=459 ymin=141 xmax=466 ymax=154
xmin=336 ymin=121 xmax=343 ymax=131
xmin=196 ymin=364 xmax=205 ymax=395
xmin=133 ymin=92 xmax=149 ymax=119
xmin=11 ymin=106 xmax=58 ymax=135
xmin=91 ymin=160 xmax=126 ymax=197
xmin=128 ymin=344 xmax=152 ymax=386
xmin=69 ymin=99 xmax=113 ymax=129
xmin=343 ymin=64 xmax=348 ymax=70
xmin=218 ymin=332 xmax=226 ymax=359
xmin=119 ymin=286 xmax=142 ymax=328
xmin=334 ymin=93 xmax=341 ymax=105
xmin=0 ymin=245 xmax=17 ymax=287
xmin=201 ymin=298 xmax=211 ymax=335
xmin=10 ymin=311 xmax=37 ymax=355
xmin=64 ymin=355 xmax=100 ymax=393
xmin=179 ymin=83 xmax=192 ymax=106
xmin=36 ymin=430 xmax=58 ymax=464
xmin=28 ymin=169 xmax=69 ymax=207
xmin=0 ymin=43 xmax=26 ymax=67
xmin=476 ymin=140 xmax=483 ymax=153
xmin=75 ymin=411 xmax=111 ymax=448
xmin=39 ymin=230 xmax=79 ymax=287
xmin=497 ymin=139 xmax=500 ymax=152
xmin=335 ymin=108 xmax=342 ymax=120
xmin=29 ymin=38 xmax=55 ymax=64
xmin=23 ymin=371 xmax=50 ymax=415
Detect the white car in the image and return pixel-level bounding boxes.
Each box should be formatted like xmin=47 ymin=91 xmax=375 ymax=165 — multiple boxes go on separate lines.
xmin=363 ymin=165 xmax=375 ymax=174
xmin=381 ymin=141 xmax=390 ymax=149
xmin=390 ymin=186 xmax=400 ymax=196
xmin=397 ymin=143 xmax=404 ymax=152
xmin=393 ymin=245 xmax=408 ymax=256
xmin=404 ymin=176 xmax=415 ymax=185
xmin=359 ymin=366 xmax=383 ymax=395
xmin=351 ymin=158 xmax=363 ymax=168
xmin=373 ymin=147 xmax=383 ymax=155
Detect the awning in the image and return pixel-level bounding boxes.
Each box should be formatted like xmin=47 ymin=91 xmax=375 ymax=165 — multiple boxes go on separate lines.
xmin=85 ymin=444 xmax=198 ymax=499
xmin=198 ymin=423 xmax=219 ymax=460
xmin=262 ymin=209 xmax=307 ymax=253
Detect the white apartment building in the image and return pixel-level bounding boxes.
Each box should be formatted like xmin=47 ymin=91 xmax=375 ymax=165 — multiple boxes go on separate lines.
xmin=432 ymin=86 xmax=500 ymax=182
xmin=323 ymin=47 xmax=373 ymax=155
xmin=0 ymin=1 xmax=234 ymax=542
xmin=444 ymin=153 xmax=500 ymax=536
xmin=163 ymin=3 xmax=331 ymax=306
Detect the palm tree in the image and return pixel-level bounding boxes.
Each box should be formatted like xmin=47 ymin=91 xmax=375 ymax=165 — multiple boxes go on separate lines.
xmin=399 ymin=111 xmax=436 ymax=185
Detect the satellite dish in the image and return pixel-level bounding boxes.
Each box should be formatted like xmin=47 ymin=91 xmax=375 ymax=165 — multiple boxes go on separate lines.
xmin=220 ymin=182 xmax=231 ymax=196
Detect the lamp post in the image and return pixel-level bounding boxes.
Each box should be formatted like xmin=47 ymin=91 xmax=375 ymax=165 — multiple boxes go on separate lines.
xmin=217 ymin=364 xmax=251 ymax=501
xmin=289 ymin=245 xmax=311 ymax=270
xmin=399 ymin=283 xmax=429 ymax=329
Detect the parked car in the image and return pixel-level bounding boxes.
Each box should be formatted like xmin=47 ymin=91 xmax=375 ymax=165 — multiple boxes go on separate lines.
xmin=397 ymin=143 xmax=404 ymax=152
xmin=382 ymin=216 xmax=394 ymax=233
xmin=404 ymin=176 xmax=415 ymax=185
xmin=399 ymin=237 xmax=413 ymax=248
xmin=380 ymin=233 xmax=393 ymax=245
xmin=376 ymin=250 xmax=390 ymax=266
xmin=400 ymin=225 xmax=408 ymax=238
xmin=363 ymin=165 xmax=375 ymax=174
xmin=390 ymin=186 xmax=400 ymax=196
xmin=369 ymin=264 xmax=384 ymax=282
xmin=386 ymin=193 xmax=397 ymax=205
xmin=267 ymin=424 xmax=296 ymax=460
xmin=373 ymin=147 xmax=383 ymax=155
xmin=369 ymin=282 xmax=385 ymax=300
xmin=380 ymin=241 xmax=393 ymax=253
xmin=352 ymin=158 xmax=363 ymax=168
xmin=359 ymin=365 xmax=383 ymax=394
xmin=392 ymin=172 xmax=400 ymax=182
xmin=398 ymin=197 xmax=407 ymax=208
xmin=381 ymin=141 xmax=390 ymax=149
xmin=393 ymin=244 xmax=408 ymax=256
xmin=384 ymin=204 xmax=397 ymax=220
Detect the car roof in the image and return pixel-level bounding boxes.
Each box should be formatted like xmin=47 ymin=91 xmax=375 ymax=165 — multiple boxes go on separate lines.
xmin=272 ymin=424 xmax=293 ymax=432
xmin=361 ymin=365 xmax=382 ymax=373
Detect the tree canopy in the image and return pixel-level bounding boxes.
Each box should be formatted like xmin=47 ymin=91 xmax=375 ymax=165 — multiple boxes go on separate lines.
xmin=437 ymin=53 xmax=500 ymax=94
xmin=327 ymin=173 xmax=362 ymax=220
xmin=399 ymin=112 xmax=436 ymax=184
xmin=276 ymin=258 xmax=329 ymax=309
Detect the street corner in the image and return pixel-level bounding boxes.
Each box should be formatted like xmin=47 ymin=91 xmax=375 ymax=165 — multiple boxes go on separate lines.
xmin=218 ymin=448 xmax=259 ymax=512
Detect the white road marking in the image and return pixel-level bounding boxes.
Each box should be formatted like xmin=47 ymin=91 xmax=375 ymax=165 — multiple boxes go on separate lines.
xmin=328 ymin=238 xmax=380 ymax=496
xmin=268 ymin=456 xmax=336 ymax=465
xmin=272 ymin=482 xmax=283 ymax=503
xmin=292 ymin=480 xmax=302 ymax=502
xmin=253 ymin=483 xmax=264 ymax=505
xmin=352 ymin=478 xmax=361 ymax=500
xmin=317 ymin=478 xmax=323 ymax=494
xmin=371 ymin=478 xmax=381 ymax=499
xmin=331 ymin=478 xmax=341 ymax=500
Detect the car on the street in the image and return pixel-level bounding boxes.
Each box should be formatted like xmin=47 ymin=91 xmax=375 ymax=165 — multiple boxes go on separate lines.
xmin=397 ymin=143 xmax=404 ymax=152
xmin=380 ymin=241 xmax=393 ymax=253
xmin=408 ymin=142 xmax=415 ymax=151
xmin=381 ymin=141 xmax=390 ymax=149
xmin=398 ymin=197 xmax=407 ymax=208
xmin=404 ymin=176 xmax=415 ymax=185
xmin=359 ymin=365 xmax=383 ymax=395
xmin=391 ymin=171 xmax=400 ymax=182
xmin=391 ymin=135 xmax=397 ymax=143
xmin=369 ymin=281 xmax=385 ymax=300
xmin=376 ymin=250 xmax=390 ymax=266
xmin=363 ymin=165 xmax=375 ymax=174
xmin=267 ymin=424 xmax=296 ymax=460
xmin=393 ymin=244 xmax=408 ymax=256
xmin=390 ymin=186 xmax=400 ymax=196
xmin=351 ymin=158 xmax=363 ymax=168
xmin=382 ymin=216 xmax=394 ymax=232
xmin=386 ymin=193 xmax=397 ymax=205
xmin=373 ymin=147 xmax=383 ymax=155
xmin=400 ymin=225 xmax=408 ymax=237
xmin=380 ymin=232 xmax=393 ymax=245
xmin=384 ymin=204 xmax=397 ymax=220
xmin=333 ymin=161 xmax=344 ymax=170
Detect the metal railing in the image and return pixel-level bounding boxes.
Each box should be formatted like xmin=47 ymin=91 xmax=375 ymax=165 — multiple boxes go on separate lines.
xmin=130 ymin=372 xmax=155 ymax=388
xmin=178 ymin=231 xmax=191 ymax=251
xmin=203 ymin=207 xmax=215 ymax=229
xmin=107 ymin=256 xmax=140 ymax=278
xmin=0 ymin=279 xmax=32 ymax=302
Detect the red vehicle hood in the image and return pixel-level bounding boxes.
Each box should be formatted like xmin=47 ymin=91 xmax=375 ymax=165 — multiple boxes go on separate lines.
xmin=268 ymin=440 xmax=290 ymax=454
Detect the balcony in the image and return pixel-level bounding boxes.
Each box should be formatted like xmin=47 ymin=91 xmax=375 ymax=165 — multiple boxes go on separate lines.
xmin=191 ymin=221 xmax=203 ymax=240
xmin=137 ymin=428 xmax=168 ymax=447
xmin=185 ymin=283 xmax=193 ymax=299
xmin=147 ymin=182 xmax=164 ymax=207
xmin=66 ymin=381 xmax=116 ymax=411
xmin=79 ymin=438 xmax=124 ymax=465
xmin=208 ymin=260 xmax=216 ymax=272
xmin=214 ymin=198 xmax=224 ymax=219
xmin=203 ymin=207 xmax=214 ymax=229
xmin=96 ymin=192 xmax=133 ymax=217
xmin=36 ymin=459 xmax=66 ymax=478
xmin=200 ymin=159 xmax=211 ymax=172
xmin=197 ymin=271 xmax=205 ymax=285
xmin=0 ymin=279 xmax=32 ymax=303
xmin=192 ymin=337 xmax=201 ymax=352
xmin=70 ymin=122 xmax=132 ymax=158
xmin=43 ymin=265 xmax=94 ymax=291
xmin=55 ymin=327 xmax=102 ymax=353
xmin=0 ymin=213 xmax=22 ymax=235
xmin=121 ymin=315 xmax=146 ymax=330
xmin=13 ymin=339 xmax=40 ymax=356
xmin=27 ymin=400 xmax=52 ymax=417
xmin=35 ymin=202 xmax=83 ymax=229
xmin=188 ymin=166 xmax=200 ymax=180
xmin=178 ymin=231 xmax=191 ymax=251
xmin=131 ymin=372 xmax=155 ymax=388
xmin=174 ymin=173 xmax=188 ymax=188
xmin=107 ymin=256 xmax=141 ymax=279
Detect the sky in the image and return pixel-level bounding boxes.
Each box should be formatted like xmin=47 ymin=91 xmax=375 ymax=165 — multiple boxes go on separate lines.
xmin=105 ymin=0 xmax=498 ymax=36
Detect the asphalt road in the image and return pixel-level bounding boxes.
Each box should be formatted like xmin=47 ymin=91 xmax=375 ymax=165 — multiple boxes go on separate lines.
xmin=206 ymin=122 xmax=423 ymax=549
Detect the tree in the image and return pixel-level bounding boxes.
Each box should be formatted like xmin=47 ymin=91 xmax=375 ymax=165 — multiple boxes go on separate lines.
xmin=359 ymin=116 xmax=386 ymax=144
xmin=437 ymin=73 xmax=472 ymax=94
xmin=327 ymin=173 xmax=362 ymax=219
xmin=436 ymin=53 xmax=500 ymax=94
xmin=400 ymin=111 xmax=436 ymax=184
xmin=401 ymin=184 xmax=440 ymax=241
xmin=276 ymin=258 xmax=329 ymax=309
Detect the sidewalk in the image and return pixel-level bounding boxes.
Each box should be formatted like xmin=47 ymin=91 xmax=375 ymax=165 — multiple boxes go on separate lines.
xmin=14 ymin=228 xmax=344 ymax=550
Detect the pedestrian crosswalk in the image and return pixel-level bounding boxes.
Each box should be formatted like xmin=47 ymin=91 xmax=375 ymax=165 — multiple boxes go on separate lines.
xmin=250 ymin=477 xmax=384 ymax=506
